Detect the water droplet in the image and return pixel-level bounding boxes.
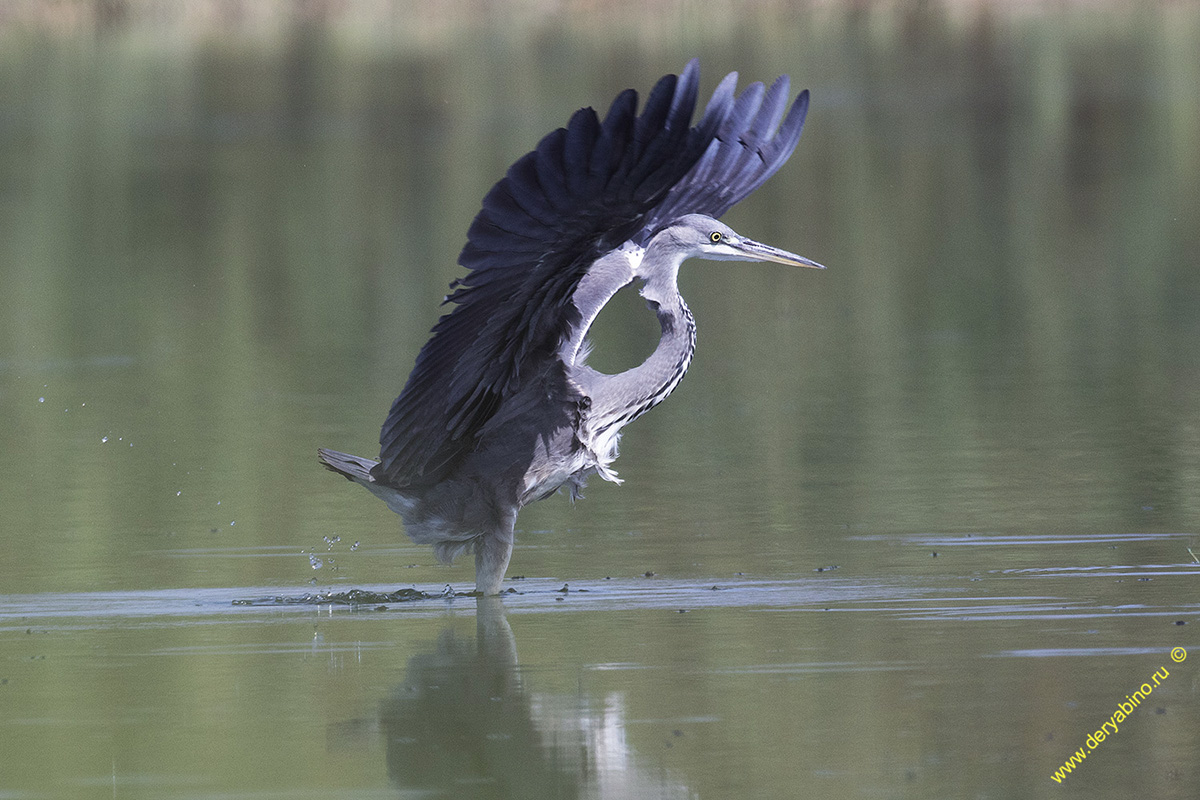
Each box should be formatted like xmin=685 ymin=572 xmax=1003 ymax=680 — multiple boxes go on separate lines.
xmin=309 ymin=555 xmax=324 ymax=570
xmin=176 ymin=491 xmax=182 ymax=497
xmin=101 ymin=436 xmax=108 ymax=443
xmin=350 ymin=541 xmax=360 ymax=551
xmin=230 ymin=520 xmax=235 ymax=526
xmin=38 ymin=397 xmax=45 ymax=403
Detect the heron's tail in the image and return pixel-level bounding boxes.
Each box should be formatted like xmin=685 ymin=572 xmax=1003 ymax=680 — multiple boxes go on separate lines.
xmin=318 ymin=448 xmax=379 ymax=484
xmin=319 ymin=449 xmax=507 ymax=581
xmin=319 ymin=447 xmax=417 ymax=518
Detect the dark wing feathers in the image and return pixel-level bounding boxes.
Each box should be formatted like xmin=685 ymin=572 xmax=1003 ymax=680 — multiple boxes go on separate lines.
xmin=643 ymin=76 xmax=809 ymax=233
xmin=375 ymin=61 xmax=808 ymax=488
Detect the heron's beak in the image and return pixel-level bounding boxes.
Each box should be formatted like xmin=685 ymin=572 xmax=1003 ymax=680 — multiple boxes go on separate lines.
xmin=735 ymin=237 xmax=825 ymax=269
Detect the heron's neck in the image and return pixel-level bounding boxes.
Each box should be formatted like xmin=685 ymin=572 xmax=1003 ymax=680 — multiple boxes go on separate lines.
xmin=586 ymin=277 xmax=696 ymax=433
xmin=638 ymin=293 xmax=697 ymax=411
xmin=637 ymin=233 xmax=690 ymax=308
xmin=633 ymin=238 xmax=697 ymax=414
xmin=579 ymin=235 xmax=698 ymax=434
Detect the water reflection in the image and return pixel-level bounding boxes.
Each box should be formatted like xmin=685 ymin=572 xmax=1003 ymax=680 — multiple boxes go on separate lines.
xmin=377 ymin=599 xmax=689 ymax=799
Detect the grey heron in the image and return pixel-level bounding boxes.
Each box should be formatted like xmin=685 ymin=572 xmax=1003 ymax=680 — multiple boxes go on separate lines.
xmin=319 ymin=60 xmax=824 ymax=594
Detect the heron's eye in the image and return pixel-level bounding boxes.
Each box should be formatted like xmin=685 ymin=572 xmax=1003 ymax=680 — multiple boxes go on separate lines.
xmin=709 ymin=231 xmax=723 ymax=243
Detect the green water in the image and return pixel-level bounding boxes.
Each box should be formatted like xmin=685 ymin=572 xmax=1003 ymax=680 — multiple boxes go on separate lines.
xmin=1 ymin=4 xmax=1199 ymax=798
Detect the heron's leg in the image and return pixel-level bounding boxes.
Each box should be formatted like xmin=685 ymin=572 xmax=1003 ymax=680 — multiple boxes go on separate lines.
xmin=474 ymin=519 xmax=514 ymax=595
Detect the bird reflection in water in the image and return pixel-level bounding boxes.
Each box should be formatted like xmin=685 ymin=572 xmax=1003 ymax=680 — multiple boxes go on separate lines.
xmin=360 ymin=599 xmax=691 ymax=798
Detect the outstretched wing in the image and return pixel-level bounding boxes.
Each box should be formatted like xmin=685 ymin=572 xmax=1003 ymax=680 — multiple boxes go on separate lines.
xmin=375 ymin=61 xmax=808 ymax=488
xmin=641 ymin=74 xmax=810 ymax=237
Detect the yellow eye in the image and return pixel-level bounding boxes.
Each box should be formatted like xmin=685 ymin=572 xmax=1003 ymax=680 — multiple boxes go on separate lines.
xmin=709 ymin=231 xmax=723 ymax=243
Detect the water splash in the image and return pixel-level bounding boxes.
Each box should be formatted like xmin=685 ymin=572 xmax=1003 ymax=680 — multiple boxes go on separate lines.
xmin=233 ymin=587 xmax=436 ymax=607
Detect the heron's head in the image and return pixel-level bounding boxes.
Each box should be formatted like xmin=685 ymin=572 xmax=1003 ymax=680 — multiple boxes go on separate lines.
xmin=665 ymin=214 xmax=824 ymax=270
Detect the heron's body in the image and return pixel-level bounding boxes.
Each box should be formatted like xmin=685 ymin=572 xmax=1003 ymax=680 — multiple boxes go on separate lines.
xmin=320 ymin=61 xmax=823 ymax=593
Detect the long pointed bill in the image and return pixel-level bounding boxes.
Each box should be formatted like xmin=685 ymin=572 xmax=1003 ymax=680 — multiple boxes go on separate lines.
xmin=735 ymin=237 xmax=825 ymax=269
